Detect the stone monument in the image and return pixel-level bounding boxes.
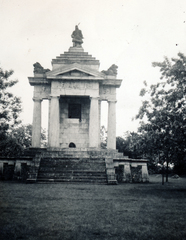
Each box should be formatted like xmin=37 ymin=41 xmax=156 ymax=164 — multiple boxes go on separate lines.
xmin=0 ymin=26 xmax=149 ymax=183
xmin=29 ymin=28 xmax=121 ymax=151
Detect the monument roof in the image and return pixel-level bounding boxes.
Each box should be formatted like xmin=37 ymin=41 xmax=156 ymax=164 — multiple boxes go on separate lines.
xmin=46 ymin=63 xmax=104 ymax=80
xmin=52 ymin=47 xmax=100 ymax=68
xmin=28 ymin=30 xmax=122 ymax=88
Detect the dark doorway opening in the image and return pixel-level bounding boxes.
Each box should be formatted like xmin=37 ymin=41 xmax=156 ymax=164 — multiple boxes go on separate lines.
xmin=69 ymin=142 xmax=76 ymax=148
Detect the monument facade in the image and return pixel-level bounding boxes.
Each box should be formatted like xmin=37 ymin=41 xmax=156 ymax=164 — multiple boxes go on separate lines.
xmin=29 ymin=26 xmax=121 ymax=150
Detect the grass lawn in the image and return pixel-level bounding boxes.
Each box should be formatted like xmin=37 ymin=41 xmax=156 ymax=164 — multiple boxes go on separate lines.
xmin=0 ymin=175 xmax=186 ymax=240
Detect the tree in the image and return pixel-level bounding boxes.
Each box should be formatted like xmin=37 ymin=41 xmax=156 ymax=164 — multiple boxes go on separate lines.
xmin=136 ymin=52 xmax=186 ymax=179
xmin=116 ymin=132 xmax=146 ymax=158
xmin=0 ymin=67 xmax=22 ymax=156
xmin=12 ymin=124 xmax=47 ymax=148
xmin=116 ymin=136 xmax=125 ymax=154
xmin=0 ymin=68 xmax=22 ymax=134
xmin=12 ymin=124 xmax=32 ymax=149
xmin=100 ymin=125 xmax=107 ymax=149
xmin=0 ymin=67 xmax=50 ymax=156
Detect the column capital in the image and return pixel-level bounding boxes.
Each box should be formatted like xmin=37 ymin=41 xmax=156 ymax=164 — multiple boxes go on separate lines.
xmin=90 ymin=96 xmax=100 ymax=100
xmin=33 ymin=98 xmax=42 ymax=102
xmin=50 ymin=95 xmax=60 ymax=99
xmin=107 ymin=99 xmax=117 ymax=103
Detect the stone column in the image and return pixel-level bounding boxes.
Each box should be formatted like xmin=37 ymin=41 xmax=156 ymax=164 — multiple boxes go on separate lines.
xmin=89 ymin=97 xmax=99 ymax=148
xmin=107 ymin=100 xmax=117 ymax=149
xmin=32 ymin=98 xmax=42 ymax=147
xmin=48 ymin=96 xmax=60 ymax=148
xmin=47 ymin=98 xmax=51 ymax=147
xmin=98 ymin=99 xmax=101 ymax=147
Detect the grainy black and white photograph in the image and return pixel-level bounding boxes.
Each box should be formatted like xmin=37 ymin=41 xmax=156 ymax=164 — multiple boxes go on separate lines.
xmin=0 ymin=0 xmax=186 ymax=239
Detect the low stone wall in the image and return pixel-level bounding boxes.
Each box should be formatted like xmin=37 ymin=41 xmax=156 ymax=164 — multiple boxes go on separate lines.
xmin=0 ymin=157 xmax=33 ymax=181
xmin=113 ymin=158 xmax=149 ymax=183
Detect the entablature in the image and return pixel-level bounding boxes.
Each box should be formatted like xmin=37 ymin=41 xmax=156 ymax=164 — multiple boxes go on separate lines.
xmin=28 ymin=77 xmax=50 ymax=86
xmin=47 ymin=76 xmax=104 ymax=81
xmin=101 ymin=79 xmax=122 ymax=88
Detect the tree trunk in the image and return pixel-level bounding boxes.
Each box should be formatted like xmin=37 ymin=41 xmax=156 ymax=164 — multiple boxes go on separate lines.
xmin=166 ymin=160 xmax=169 ymax=182
xmin=162 ymin=165 xmax=164 ymax=185
xmin=166 ymin=150 xmax=169 ymax=182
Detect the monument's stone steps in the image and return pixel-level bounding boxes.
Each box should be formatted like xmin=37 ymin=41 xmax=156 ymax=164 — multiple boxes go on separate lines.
xmin=59 ymin=55 xmax=91 ymax=59
xmin=37 ymin=157 xmax=107 ymax=183
xmin=38 ymin=158 xmax=105 ymax=170
xmin=53 ymin=59 xmax=99 ymax=65
xmin=52 ymin=47 xmax=100 ymax=66
xmin=38 ymin=179 xmax=107 ymax=184
xmin=41 ymin=148 xmax=123 ymax=159
xmin=63 ymin=51 xmax=89 ymax=55
xmin=57 ymin=55 xmax=95 ymax=60
xmin=61 ymin=52 xmax=93 ymax=57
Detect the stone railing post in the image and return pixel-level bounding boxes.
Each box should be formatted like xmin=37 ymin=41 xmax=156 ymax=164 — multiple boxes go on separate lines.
xmin=48 ymin=96 xmax=60 ymax=148
xmin=89 ymin=97 xmax=99 ymax=148
xmin=32 ymin=98 xmax=42 ymax=147
xmin=142 ymin=164 xmax=149 ymax=182
xmin=0 ymin=162 xmax=4 ymax=178
xmin=107 ymin=100 xmax=117 ymax=149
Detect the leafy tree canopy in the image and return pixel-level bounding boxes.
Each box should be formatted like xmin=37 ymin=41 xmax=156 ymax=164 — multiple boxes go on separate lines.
xmin=12 ymin=124 xmax=47 ymax=149
xmin=136 ymin=52 xmax=186 ymax=173
xmin=0 ymin=67 xmax=22 ymax=138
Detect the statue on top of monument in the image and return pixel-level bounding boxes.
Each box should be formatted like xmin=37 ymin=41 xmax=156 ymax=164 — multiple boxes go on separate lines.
xmin=102 ymin=64 xmax=118 ymax=76
xmin=71 ymin=25 xmax=83 ymax=47
xmin=33 ymin=62 xmax=50 ymax=74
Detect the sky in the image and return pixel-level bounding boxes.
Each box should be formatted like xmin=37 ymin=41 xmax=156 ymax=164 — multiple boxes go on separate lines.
xmin=0 ymin=0 xmax=186 ymax=136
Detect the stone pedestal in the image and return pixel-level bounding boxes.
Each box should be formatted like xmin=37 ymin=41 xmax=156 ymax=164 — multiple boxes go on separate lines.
xmin=89 ymin=97 xmax=99 ymax=147
xmin=48 ymin=96 xmax=60 ymax=147
xmin=123 ymin=163 xmax=132 ymax=182
xmin=32 ymin=98 xmax=42 ymax=147
xmin=142 ymin=164 xmax=149 ymax=182
xmin=107 ymin=100 xmax=116 ymax=149
xmin=14 ymin=162 xmax=21 ymax=180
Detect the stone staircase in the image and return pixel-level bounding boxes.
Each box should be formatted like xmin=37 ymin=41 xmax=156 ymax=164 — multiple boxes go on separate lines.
xmin=37 ymin=157 xmax=107 ymax=184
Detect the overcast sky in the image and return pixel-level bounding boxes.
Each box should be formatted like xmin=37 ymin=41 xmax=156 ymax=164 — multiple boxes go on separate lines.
xmin=1 ymin=0 xmax=186 ymax=136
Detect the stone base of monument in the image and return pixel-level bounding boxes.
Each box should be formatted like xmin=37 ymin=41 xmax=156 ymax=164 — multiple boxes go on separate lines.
xmin=37 ymin=157 xmax=107 ymax=184
xmin=26 ymin=148 xmax=121 ymax=184
xmin=0 ymin=148 xmax=149 ymax=184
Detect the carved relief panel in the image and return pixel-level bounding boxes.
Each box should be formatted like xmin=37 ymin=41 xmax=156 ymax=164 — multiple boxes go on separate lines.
xmin=51 ymin=80 xmax=99 ymax=97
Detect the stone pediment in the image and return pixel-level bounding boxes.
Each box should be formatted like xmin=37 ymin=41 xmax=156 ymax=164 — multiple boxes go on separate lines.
xmin=57 ymin=69 xmax=92 ymax=77
xmin=46 ymin=63 xmax=105 ymax=80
